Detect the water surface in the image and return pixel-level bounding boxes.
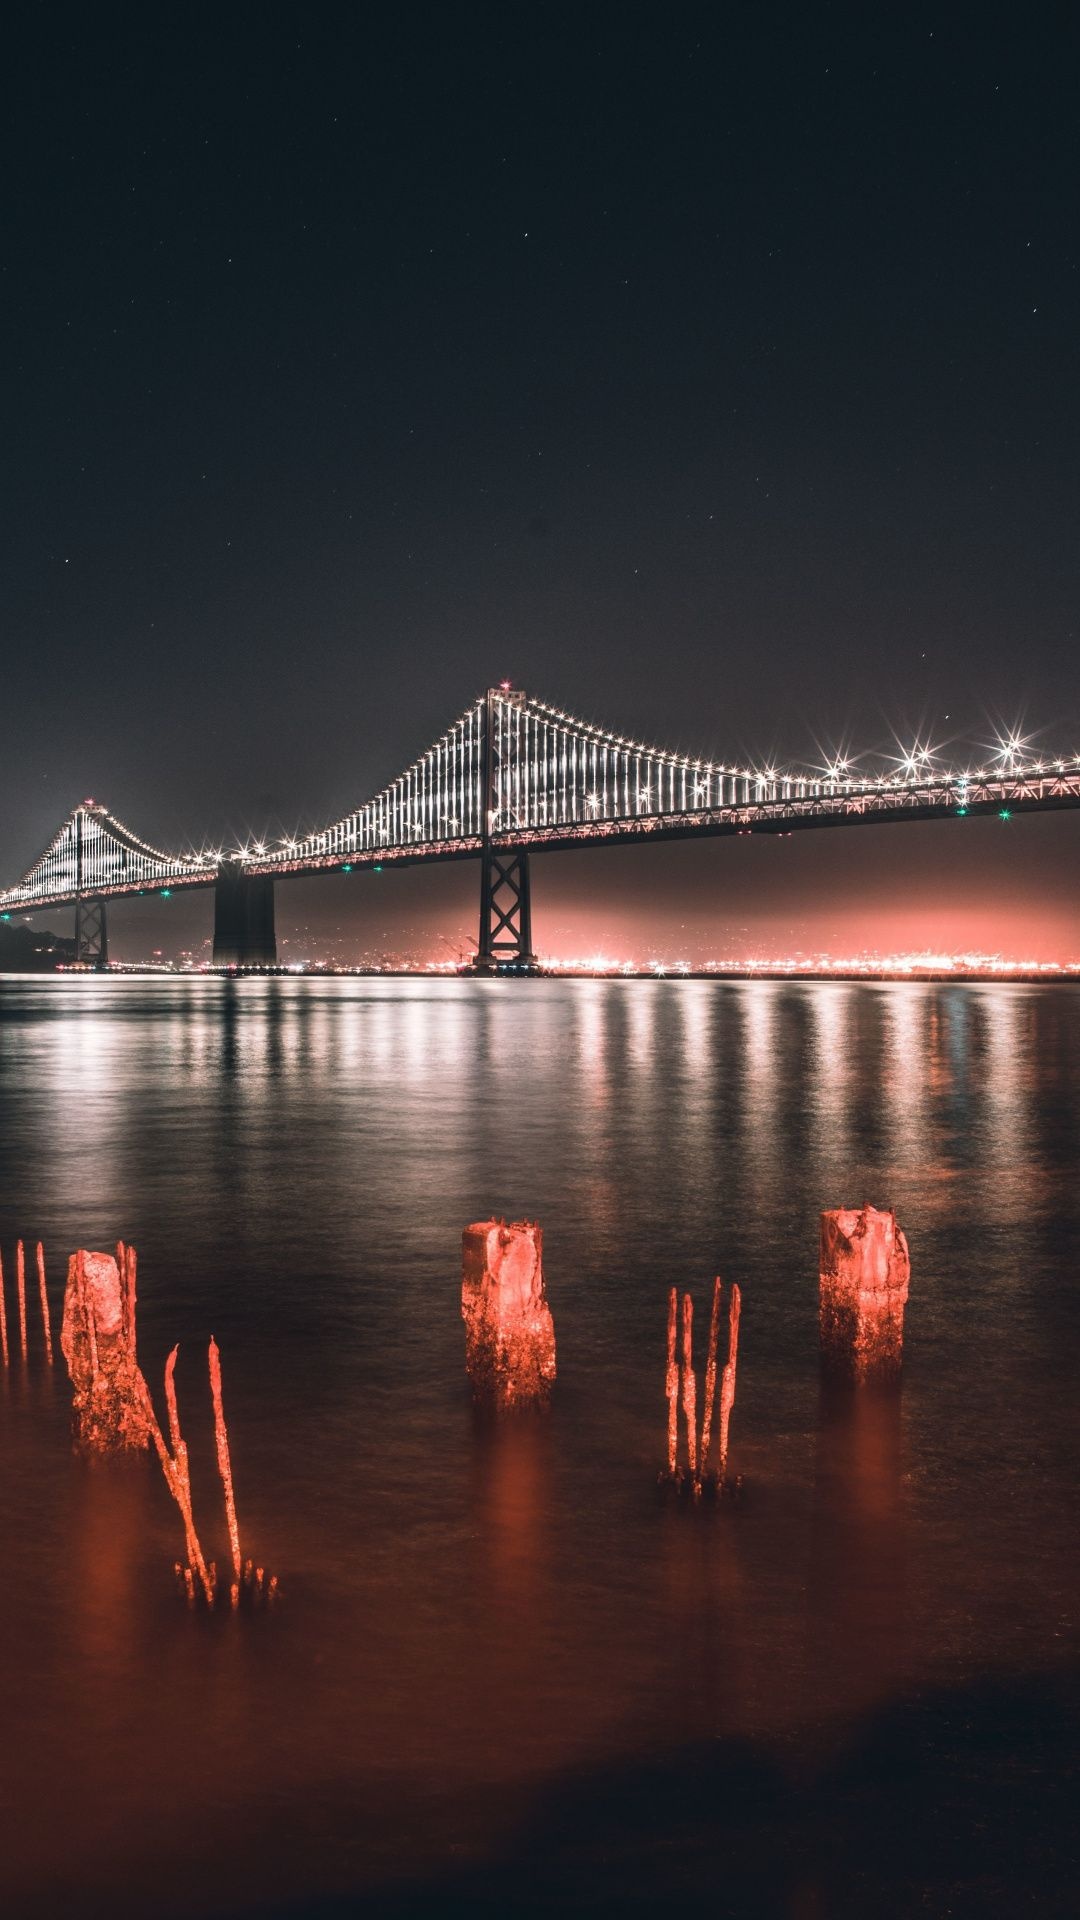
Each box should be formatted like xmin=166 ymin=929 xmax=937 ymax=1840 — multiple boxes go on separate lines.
xmin=0 ymin=977 xmax=1077 ymax=1914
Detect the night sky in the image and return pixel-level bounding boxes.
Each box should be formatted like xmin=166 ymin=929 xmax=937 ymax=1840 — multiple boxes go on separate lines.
xmin=4 ymin=8 xmax=1078 ymax=962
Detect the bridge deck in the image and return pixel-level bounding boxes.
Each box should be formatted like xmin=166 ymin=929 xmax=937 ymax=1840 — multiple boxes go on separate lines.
xmin=5 ymin=778 xmax=1079 ymax=914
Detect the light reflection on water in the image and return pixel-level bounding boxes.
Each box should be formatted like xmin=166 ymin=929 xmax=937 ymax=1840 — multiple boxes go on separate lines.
xmin=0 ymin=975 xmax=1077 ymax=1913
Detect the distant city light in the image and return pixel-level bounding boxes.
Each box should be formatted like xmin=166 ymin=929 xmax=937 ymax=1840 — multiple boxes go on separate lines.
xmin=539 ymin=950 xmax=1080 ymax=979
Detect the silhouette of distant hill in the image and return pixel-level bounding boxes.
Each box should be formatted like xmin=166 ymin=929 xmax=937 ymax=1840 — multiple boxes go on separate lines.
xmin=0 ymin=920 xmax=75 ymax=971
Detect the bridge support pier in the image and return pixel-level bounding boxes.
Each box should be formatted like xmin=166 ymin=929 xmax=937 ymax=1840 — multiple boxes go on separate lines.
xmin=74 ymin=897 xmax=108 ymax=968
xmin=213 ymin=863 xmax=277 ymax=967
xmin=471 ymin=848 xmax=539 ymax=974
xmin=464 ymin=683 xmax=542 ymax=975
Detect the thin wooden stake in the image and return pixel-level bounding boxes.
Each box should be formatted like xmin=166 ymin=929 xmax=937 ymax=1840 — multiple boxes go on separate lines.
xmin=680 ymin=1292 xmax=697 ymax=1481
xmin=164 ymin=1344 xmax=183 ymax=1456
xmin=665 ymin=1287 xmax=678 ymax=1474
xmin=718 ymin=1282 xmax=742 ymax=1484
xmin=148 ymin=1347 xmax=215 ymax=1605
xmin=698 ymin=1276 xmax=722 ymax=1478
xmin=35 ymin=1243 xmax=53 ymax=1364
xmin=0 ymin=1249 xmax=8 ymax=1367
xmin=16 ymin=1241 xmax=27 ymax=1362
xmin=208 ymin=1337 xmax=242 ymax=1587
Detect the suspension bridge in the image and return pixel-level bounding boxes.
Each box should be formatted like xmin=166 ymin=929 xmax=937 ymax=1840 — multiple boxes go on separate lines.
xmin=3 ymin=687 xmax=1079 ymax=970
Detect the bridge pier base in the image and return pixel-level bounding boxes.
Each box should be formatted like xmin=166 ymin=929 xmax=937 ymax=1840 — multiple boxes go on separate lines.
xmin=213 ymin=863 xmax=277 ymax=967
xmin=74 ymin=897 xmax=108 ymax=968
xmin=468 ymin=849 xmax=540 ymax=974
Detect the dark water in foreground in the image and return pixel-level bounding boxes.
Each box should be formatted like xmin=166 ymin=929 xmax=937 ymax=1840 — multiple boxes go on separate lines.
xmin=0 ymin=976 xmax=1077 ymax=1916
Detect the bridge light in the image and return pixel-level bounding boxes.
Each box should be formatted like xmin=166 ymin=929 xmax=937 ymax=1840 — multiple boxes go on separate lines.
xmin=956 ymin=806 xmax=969 ymax=816
xmin=995 ymin=730 xmax=1028 ymax=767
xmin=999 ymin=809 xmax=1011 ymax=821
xmin=374 ymin=864 xmax=383 ymax=873
xmin=342 ymin=863 xmax=353 ymax=873
xmin=160 ymin=888 xmax=172 ymax=899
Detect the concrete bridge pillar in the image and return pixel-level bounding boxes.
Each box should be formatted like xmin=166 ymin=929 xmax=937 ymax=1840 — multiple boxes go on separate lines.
xmin=213 ymin=862 xmax=277 ymax=967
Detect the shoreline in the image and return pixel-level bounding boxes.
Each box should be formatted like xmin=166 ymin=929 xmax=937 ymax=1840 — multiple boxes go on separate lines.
xmin=4 ymin=965 xmax=1080 ymax=986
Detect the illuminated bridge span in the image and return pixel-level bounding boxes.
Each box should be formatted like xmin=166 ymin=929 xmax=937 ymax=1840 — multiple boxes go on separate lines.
xmin=3 ymin=687 xmax=1080 ymax=969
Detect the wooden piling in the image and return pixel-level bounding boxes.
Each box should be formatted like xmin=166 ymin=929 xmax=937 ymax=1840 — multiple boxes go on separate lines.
xmin=0 ymin=1249 xmax=8 ymax=1367
xmin=35 ymin=1243 xmax=53 ymax=1364
xmin=680 ymin=1292 xmax=697 ymax=1481
xmin=698 ymin=1276 xmax=722 ymax=1479
xmin=819 ymin=1206 xmax=910 ymax=1383
xmin=208 ymin=1337 xmax=242 ymax=1588
xmin=718 ymin=1282 xmax=741 ymax=1483
xmin=70 ymin=1253 xmax=101 ymax=1380
xmin=150 ymin=1347 xmax=214 ymax=1605
xmin=665 ymin=1287 xmax=678 ymax=1475
xmin=16 ymin=1241 xmax=27 ymax=1362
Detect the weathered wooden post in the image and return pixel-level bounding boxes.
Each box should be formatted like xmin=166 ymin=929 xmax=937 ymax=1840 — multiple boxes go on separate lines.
xmin=665 ymin=1287 xmax=679 ymax=1475
xmin=698 ymin=1277 xmax=722 ymax=1478
xmin=16 ymin=1241 xmax=27 ymax=1362
xmin=717 ymin=1282 xmax=741 ymax=1479
xmin=461 ymin=1218 xmax=556 ymax=1408
xmin=209 ymin=1336 xmax=243 ymax=1606
xmin=60 ymin=1250 xmax=154 ymax=1451
xmin=36 ymin=1242 xmax=53 ymax=1363
xmin=680 ymin=1292 xmax=697 ymax=1482
xmin=819 ymin=1206 xmax=910 ymax=1384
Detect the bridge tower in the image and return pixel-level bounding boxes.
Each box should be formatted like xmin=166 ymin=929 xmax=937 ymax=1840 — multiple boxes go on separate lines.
xmin=472 ymin=686 xmax=539 ymax=974
xmin=212 ymin=861 xmax=277 ymax=967
xmin=74 ymin=897 xmax=108 ymax=967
